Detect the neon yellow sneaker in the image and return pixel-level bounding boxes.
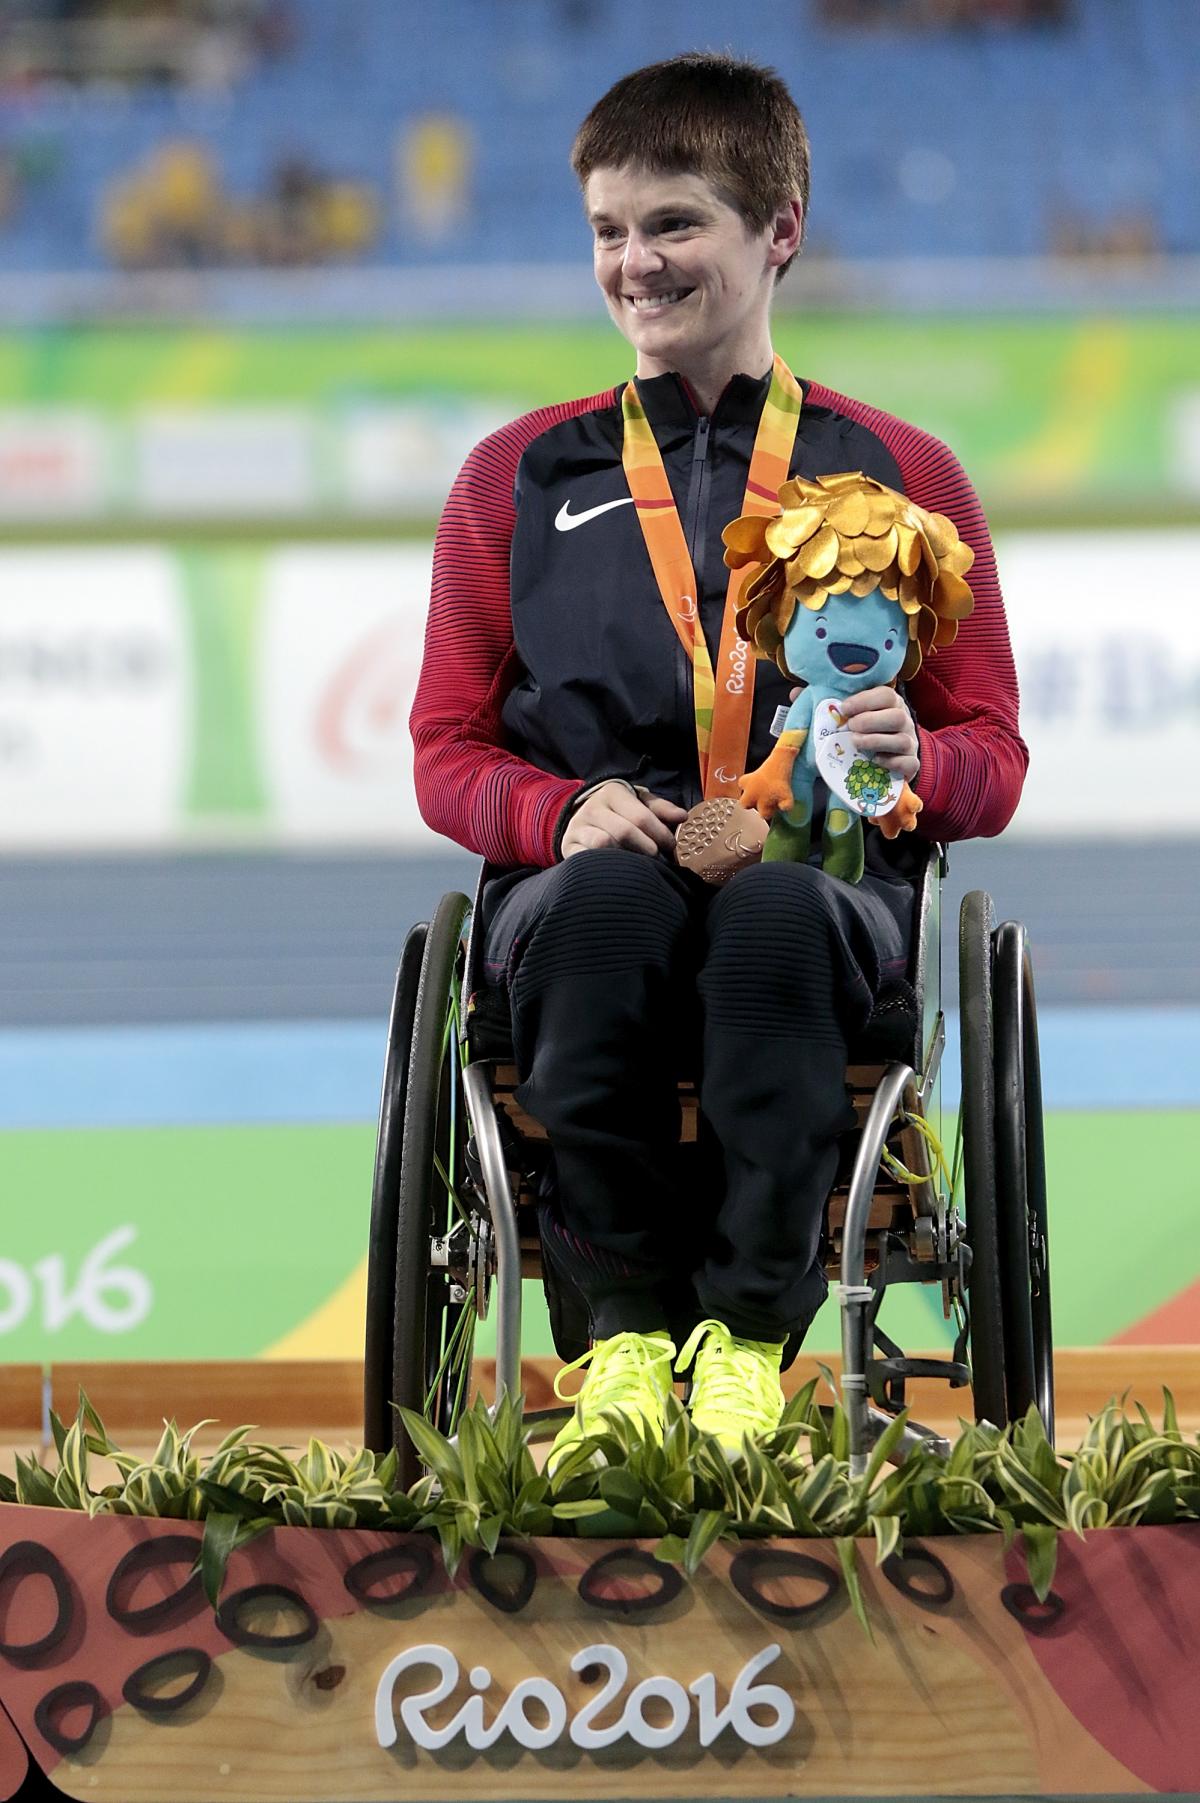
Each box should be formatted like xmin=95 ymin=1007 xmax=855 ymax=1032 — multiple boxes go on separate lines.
xmin=547 ymin=1331 xmax=675 ymax=1470
xmin=678 ymin=1319 xmax=786 ymax=1452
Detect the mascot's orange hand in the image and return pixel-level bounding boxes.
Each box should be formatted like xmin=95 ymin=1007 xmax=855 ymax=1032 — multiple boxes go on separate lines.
xmin=877 ymin=782 xmax=922 ymax=839
xmin=738 ymin=742 xmax=799 ymax=819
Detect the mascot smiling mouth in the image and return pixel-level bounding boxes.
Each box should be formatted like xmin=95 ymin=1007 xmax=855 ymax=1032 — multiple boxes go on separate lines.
xmin=828 ymin=642 xmax=879 ymax=675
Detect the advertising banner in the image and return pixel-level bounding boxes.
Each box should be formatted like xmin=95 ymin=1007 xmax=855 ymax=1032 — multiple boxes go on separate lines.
xmin=0 ymin=410 xmax=108 ymax=518
xmin=1005 ymin=529 xmax=1200 ymax=834
xmin=0 ymin=316 xmax=1195 ymax=525
xmin=0 ymin=548 xmax=187 ymax=845
xmin=0 ymin=529 xmax=1197 ymax=848
xmin=340 ymin=401 xmax=515 ymax=514
xmin=257 ymin=544 xmax=431 ymax=843
xmin=133 ymin=407 xmax=318 ymax=517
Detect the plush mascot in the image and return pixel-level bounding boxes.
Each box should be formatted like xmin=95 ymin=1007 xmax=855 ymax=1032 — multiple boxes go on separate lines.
xmin=723 ymin=471 xmax=975 ymax=884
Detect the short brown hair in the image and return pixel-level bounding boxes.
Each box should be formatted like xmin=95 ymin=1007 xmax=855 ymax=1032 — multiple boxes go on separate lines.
xmin=571 ymin=53 xmax=811 ymax=272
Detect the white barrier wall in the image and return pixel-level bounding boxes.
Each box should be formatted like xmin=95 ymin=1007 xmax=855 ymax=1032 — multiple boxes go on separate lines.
xmin=257 ymin=544 xmax=432 ymax=845
xmin=1001 ymin=530 xmax=1198 ymax=835
xmin=0 ymin=548 xmax=189 ymax=845
xmin=0 ymin=529 xmax=1195 ymax=848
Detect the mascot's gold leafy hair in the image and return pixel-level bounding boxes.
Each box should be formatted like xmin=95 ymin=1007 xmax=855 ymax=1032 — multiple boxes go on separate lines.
xmin=724 ymin=470 xmax=975 ymax=682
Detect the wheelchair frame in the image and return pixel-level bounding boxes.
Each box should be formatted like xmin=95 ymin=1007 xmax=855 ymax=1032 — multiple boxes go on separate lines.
xmin=364 ymin=846 xmax=1053 ymax=1487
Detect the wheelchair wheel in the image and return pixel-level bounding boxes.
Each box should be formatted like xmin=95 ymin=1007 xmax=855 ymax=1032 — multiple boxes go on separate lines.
xmin=959 ymin=893 xmax=1054 ymax=1438
xmin=363 ymin=920 xmax=426 ymax=1453
xmin=993 ymin=920 xmax=1054 ymax=1440
xmin=958 ymin=890 xmax=1008 ymax=1428
xmin=393 ymin=892 xmax=478 ymax=1480
xmin=384 ymin=892 xmax=482 ymax=1484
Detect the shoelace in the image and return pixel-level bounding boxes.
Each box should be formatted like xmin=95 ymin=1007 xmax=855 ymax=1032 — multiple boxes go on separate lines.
xmin=553 ymin=1331 xmax=675 ymax=1412
xmin=677 ymin=1319 xmax=779 ymax=1419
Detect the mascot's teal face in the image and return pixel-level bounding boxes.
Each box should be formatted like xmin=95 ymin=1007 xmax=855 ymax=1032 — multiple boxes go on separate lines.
xmin=781 ymin=586 xmax=908 ymax=698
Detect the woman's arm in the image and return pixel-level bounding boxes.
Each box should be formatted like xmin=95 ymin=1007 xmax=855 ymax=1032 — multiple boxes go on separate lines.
xmin=903 ymin=453 xmax=1026 ymax=842
xmin=409 ymin=416 xmax=583 ymax=869
xmin=803 ymin=384 xmax=1028 ymax=842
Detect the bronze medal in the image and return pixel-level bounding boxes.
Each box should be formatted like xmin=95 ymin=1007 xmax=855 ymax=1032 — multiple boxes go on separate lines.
xmin=674 ymin=797 xmax=767 ymax=885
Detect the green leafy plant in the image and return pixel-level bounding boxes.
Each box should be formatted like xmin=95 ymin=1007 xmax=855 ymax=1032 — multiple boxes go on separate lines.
xmin=5 ymin=1383 xmax=1200 ymax=1631
xmin=0 ymin=1390 xmax=428 ymax=1604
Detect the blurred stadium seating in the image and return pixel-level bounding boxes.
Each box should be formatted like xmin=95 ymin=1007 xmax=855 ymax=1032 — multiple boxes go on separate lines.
xmin=0 ymin=0 xmax=1194 ymax=275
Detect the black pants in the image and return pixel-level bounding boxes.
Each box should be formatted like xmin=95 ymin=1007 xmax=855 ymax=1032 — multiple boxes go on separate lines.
xmin=482 ymin=850 xmax=913 ymax=1343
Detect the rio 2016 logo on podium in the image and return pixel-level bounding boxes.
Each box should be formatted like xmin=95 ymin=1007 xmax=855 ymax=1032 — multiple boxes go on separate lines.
xmin=375 ymin=1641 xmax=793 ymax=1753
xmin=1 ymin=1516 xmax=1194 ymax=1801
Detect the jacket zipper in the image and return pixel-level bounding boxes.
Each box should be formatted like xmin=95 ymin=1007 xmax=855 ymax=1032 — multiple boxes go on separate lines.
xmin=680 ymin=412 xmax=712 ymax=805
xmin=683 ymin=414 xmax=711 ymax=574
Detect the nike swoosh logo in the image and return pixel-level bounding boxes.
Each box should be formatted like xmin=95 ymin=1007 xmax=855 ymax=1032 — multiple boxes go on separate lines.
xmin=554 ymin=496 xmax=635 ymax=532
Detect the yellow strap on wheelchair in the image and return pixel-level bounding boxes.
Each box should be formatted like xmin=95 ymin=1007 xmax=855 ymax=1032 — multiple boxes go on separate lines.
xmin=879 ymin=1110 xmax=952 ymax=1191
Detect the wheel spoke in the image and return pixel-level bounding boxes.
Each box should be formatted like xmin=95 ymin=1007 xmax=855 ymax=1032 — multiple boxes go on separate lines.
xmin=949 ymin=1106 xmax=964 ymax=1205
xmin=450 ymin=1309 xmax=475 ymax=1422
xmin=423 ymin=1284 xmax=476 ymax=1417
xmin=431 ymin=1151 xmax=475 ymax=1228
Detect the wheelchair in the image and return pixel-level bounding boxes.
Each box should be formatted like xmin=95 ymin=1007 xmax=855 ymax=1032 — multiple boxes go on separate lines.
xmin=363 ymin=844 xmax=1053 ymax=1489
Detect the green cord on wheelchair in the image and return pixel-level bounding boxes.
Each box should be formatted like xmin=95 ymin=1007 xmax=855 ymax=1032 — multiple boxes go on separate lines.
xmin=878 ymin=1111 xmax=954 ymax=1194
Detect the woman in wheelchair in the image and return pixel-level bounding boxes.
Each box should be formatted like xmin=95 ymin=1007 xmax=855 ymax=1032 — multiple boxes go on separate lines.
xmin=408 ymin=55 xmax=1026 ymax=1459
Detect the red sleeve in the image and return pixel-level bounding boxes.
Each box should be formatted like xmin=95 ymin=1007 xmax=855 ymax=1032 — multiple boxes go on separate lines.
xmin=806 ymin=383 xmax=1028 ymax=841
xmin=409 ymin=392 xmax=615 ymax=868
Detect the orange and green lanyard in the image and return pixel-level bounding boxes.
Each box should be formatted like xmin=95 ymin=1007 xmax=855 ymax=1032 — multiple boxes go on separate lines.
xmin=621 ymin=354 xmax=803 ymax=799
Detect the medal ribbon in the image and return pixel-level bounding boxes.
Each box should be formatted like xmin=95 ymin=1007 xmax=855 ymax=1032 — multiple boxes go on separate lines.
xmin=621 ymin=354 xmax=803 ymax=798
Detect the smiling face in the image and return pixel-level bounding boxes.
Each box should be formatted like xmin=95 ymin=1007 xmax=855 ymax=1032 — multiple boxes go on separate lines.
xmin=782 ymin=587 xmax=908 ymax=699
xmin=584 ymin=164 xmax=798 ymax=396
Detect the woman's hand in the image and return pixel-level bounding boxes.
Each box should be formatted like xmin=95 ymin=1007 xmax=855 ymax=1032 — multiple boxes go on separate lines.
xmin=835 ymin=686 xmax=920 ymax=782
xmin=561 ymin=782 xmax=687 ymax=858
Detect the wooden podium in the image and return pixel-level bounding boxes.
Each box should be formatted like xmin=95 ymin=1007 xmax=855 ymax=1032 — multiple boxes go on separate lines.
xmin=1 ymin=1504 xmax=1195 ymax=1799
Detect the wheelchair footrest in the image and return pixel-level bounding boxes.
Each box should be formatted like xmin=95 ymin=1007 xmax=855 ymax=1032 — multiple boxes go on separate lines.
xmin=867 ymin=1354 xmax=970 ymax=1414
xmin=875 ymin=1356 xmax=970 ymax=1386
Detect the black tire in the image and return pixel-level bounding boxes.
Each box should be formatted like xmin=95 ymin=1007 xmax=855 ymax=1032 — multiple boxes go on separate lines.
xmin=1022 ymin=942 xmax=1054 ymax=1439
xmin=363 ymin=922 xmax=426 ymax=1453
xmin=391 ymin=892 xmax=477 ymax=1486
xmin=958 ymin=890 xmax=1007 ymax=1427
xmin=993 ymin=920 xmax=1054 ymax=1440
